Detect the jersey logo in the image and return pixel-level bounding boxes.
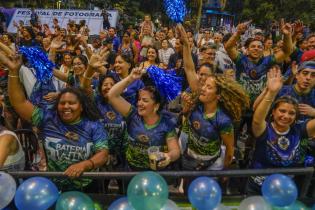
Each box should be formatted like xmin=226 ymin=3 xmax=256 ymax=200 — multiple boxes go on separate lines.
xmin=138 ymin=134 xmax=149 ymax=143
xmin=278 ymin=136 xmax=290 ymax=150
xmin=193 ymin=121 xmax=201 ymax=130
xmin=250 ymin=69 xmax=257 ymax=79
xmin=106 ymin=111 xmax=116 ymax=121
xmin=65 ymin=131 xmax=79 ymax=141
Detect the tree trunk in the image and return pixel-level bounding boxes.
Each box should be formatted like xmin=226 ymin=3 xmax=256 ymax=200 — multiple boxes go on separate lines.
xmin=195 ymin=0 xmax=203 ymax=31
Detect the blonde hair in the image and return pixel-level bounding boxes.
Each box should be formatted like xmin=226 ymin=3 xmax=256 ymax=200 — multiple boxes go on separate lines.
xmin=214 ymin=74 xmax=250 ymax=121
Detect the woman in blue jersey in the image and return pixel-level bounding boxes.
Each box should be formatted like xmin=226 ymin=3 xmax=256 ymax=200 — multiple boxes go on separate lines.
xmin=249 ymin=66 xmax=315 ymax=193
xmin=1 ymin=51 xmax=109 ymax=191
xmin=177 ymin=24 xmax=250 ymax=171
xmin=113 ymin=53 xmax=144 ymax=105
xmin=107 ymin=67 xmax=180 ymax=171
xmin=82 ymin=69 xmax=127 ymax=167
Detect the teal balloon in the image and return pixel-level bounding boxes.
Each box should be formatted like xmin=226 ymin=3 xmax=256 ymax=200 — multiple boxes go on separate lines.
xmin=160 ymin=199 xmax=180 ymax=210
xmin=14 ymin=176 xmax=59 ymax=210
xmin=55 ymin=191 xmax=94 ymax=210
xmin=0 ymin=172 xmax=16 ymax=209
xmin=127 ymin=171 xmax=168 ymax=210
xmin=273 ymin=201 xmax=309 ymax=210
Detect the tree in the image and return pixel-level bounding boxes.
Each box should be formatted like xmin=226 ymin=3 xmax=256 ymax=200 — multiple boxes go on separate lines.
xmin=225 ymin=0 xmax=315 ymax=29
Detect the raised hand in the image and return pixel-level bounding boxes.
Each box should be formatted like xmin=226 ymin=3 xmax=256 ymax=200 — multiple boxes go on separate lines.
xmin=176 ymin=23 xmax=189 ymax=46
xmin=292 ymin=20 xmax=304 ymax=35
xmin=129 ymin=67 xmax=143 ymax=81
xmin=89 ymin=53 xmax=107 ymax=69
xmin=280 ymin=19 xmax=292 ymax=36
xmin=0 ymin=51 xmax=22 ymax=73
xmin=267 ymin=65 xmax=283 ymax=94
xmin=236 ymin=20 xmax=252 ymax=35
xmin=50 ymin=38 xmax=63 ymax=49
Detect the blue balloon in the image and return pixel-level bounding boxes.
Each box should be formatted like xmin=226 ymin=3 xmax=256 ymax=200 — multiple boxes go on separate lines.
xmin=55 ymin=191 xmax=94 ymax=210
xmin=127 ymin=171 xmax=169 ymax=210
xmin=262 ymin=174 xmax=298 ymax=207
xmin=0 ymin=172 xmax=16 ymax=209
xmin=108 ymin=197 xmax=135 ymax=210
xmin=188 ymin=177 xmax=222 ymax=210
xmin=14 ymin=177 xmax=59 ymax=210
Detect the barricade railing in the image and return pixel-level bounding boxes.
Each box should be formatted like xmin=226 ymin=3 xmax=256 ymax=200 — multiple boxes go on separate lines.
xmin=8 ymin=167 xmax=315 ymax=199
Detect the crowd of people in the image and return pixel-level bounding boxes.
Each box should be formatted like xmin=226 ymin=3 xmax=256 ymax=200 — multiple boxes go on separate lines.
xmin=0 ymin=12 xmax=314 ymax=196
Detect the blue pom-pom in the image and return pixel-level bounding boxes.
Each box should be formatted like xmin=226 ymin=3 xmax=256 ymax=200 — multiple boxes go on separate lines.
xmin=164 ymin=0 xmax=187 ymax=23
xmin=146 ymin=65 xmax=182 ymax=102
xmin=304 ymin=156 xmax=314 ymax=167
xmin=19 ymin=47 xmax=54 ymax=83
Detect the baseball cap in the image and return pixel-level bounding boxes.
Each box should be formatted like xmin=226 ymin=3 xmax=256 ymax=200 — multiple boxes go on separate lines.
xmin=301 ymin=50 xmax=315 ymax=62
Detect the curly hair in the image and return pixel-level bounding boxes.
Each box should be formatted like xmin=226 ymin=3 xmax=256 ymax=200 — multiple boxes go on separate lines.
xmin=214 ymin=74 xmax=250 ymax=121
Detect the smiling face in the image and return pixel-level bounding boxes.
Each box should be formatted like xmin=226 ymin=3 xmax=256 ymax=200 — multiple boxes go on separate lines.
xmin=146 ymin=48 xmax=157 ymax=62
xmin=57 ymin=92 xmax=83 ymax=123
xmin=101 ymin=77 xmax=115 ymax=98
xmin=247 ymin=40 xmax=264 ymax=60
xmin=72 ymin=57 xmax=86 ymax=76
xmin=114 ymin=55 xmax=131 ymax=77
xmin=272 ymin=102 xmax=297 ymax=130
xmin=137 ymin=89 xmax=159 ymax=117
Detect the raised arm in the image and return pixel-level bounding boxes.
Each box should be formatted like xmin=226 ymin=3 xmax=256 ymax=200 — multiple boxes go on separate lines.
xmin=176 ymin=24 xmax=199 ymax=92
xmin=274 ymin=19 xmax=294 ymax=63
xmin=252 ymin=66 xmax=283 ymax=137
xmin=0 ymin=51 xmax=35 ymax=122
xmin=53 ymin=68 xmax=68 ymax=82
xmin=224 ymin=21 xmax=251 ymax=61
xmin=108 ymin=68 xmax=143 ymax=117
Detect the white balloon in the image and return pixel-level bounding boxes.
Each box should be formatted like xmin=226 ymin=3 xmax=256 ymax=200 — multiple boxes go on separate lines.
xmin=239 ymin=196 xmax=272 ymax=210
xmin=160 ymin=199 xmax=180 ymax=210
xmin=0 ymin=172 xmax=16 ymax=209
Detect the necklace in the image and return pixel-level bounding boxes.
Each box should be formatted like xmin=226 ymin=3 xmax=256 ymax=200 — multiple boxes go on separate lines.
xmin=271 ymin=122 xmax=290 ymax=135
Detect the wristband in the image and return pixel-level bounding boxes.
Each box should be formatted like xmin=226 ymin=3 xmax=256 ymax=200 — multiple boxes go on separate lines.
xmin=87 ymin=159 xmax=95 ymax=170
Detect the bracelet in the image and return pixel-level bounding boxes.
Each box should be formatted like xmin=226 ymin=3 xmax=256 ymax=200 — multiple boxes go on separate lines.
xmin=264 ymin=98 xmax=273 ymax=102
xmin=8 ymin=74 xmax=19 ymax=78
xmin=87 ymin=159 xmax=95 ymax=170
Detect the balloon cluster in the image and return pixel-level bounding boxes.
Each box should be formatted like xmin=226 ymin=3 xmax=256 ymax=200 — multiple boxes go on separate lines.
xmin=1 ymin=171 xmax=313 ymax=210
xmin=109 ymin=173 xmax=225 ymax=210
xmin=0 ymin=172 xmax=100 ymax=210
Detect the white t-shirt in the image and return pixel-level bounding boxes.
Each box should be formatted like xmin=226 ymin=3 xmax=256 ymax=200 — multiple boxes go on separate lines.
xmin=1 ymin=130 xmax=25 ymax=171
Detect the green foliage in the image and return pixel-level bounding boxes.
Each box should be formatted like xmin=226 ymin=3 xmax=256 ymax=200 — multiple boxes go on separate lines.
xmin=231 ymin=0 xmax=315 ymax=29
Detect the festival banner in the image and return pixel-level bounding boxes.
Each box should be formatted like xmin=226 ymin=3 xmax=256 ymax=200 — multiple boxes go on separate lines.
xmin=7 ymin=8 xmax=119 ymax=35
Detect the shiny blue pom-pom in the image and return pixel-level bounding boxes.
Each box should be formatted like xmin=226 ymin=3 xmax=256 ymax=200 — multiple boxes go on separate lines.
xmin=163 ymin=0 xmax=187 ymax=23
xmin=146 ymin=65 xmax=182 ymax=102
xmin=19 ymin=47 xmax=55 ymax=84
